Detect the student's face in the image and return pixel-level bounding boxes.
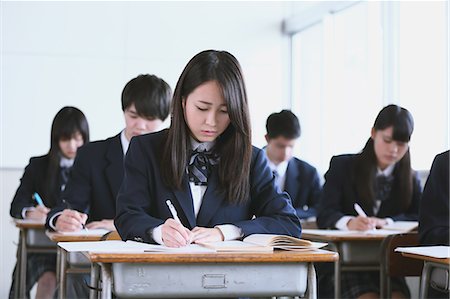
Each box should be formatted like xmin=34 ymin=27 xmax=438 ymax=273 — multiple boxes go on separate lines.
xmin=183 ymin=81 xmax=230 ymax=143
xmin=124 ymin=103 xmax=163 ymax=141
xmin=371 ymin=126 xmax=409 ymax=170
xmin=265 ymin=135 xmax=296 ymax=165
xmin=59 ymin=132 xmax=84 ymax=159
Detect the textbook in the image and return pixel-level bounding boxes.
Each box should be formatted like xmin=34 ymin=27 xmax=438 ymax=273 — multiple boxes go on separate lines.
xmin=198 ymin=234 xmax=327 ymax=252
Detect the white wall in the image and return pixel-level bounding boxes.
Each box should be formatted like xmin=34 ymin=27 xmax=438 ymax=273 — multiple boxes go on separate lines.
xmin=1 ymin=1 xmax=293 ymax=295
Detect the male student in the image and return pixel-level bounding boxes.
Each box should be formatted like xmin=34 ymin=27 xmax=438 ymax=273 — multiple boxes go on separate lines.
xmin=46 ymin=74 xmax=172 ymax=231
xmin=264 ymin=109 xmax=322 ymax=220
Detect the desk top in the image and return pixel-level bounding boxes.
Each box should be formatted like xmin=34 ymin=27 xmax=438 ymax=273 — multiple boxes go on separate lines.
xmin=401 ymin=252 xmax=450 ymax=265
xmin=302 ymin=232 xmax=388 ymax=242
xmin=87 ymin=248 xmax=338 ymax=264
xmin=13 ymin=219 xmax=45 ymax=229
xmin=46 ymin=231 xmax=106 ymax=242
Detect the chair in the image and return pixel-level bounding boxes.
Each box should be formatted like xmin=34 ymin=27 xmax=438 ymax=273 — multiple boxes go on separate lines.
xmin=380 ymin=233 xmax=424 ymax=298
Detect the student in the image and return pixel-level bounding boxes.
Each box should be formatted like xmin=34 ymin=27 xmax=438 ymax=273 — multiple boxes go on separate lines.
xmin=9 ymin=106 xmax=89 ymax=299
xmin=317 ymin=104 xmax=421 ymax=299
xmin=265 ymin=109 xmax=322 ymax=220
xmin=115 ymin=50 xmax=301 ymax=248
xmin=46 ymin=74 xmax=172 ymax=232
xmin=418 ymin=150 xmax=449 ymax=298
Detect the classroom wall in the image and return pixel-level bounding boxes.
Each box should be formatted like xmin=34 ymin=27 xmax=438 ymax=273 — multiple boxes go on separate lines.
xmin=0 ymin=1 xmax=296 ymax=295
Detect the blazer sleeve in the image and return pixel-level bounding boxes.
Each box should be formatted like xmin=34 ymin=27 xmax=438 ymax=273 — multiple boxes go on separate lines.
xmin=10 ymin=158 xmax=40 ymax=219
xmin=419 ymin=152 xmax=449 ymax=245
xmin=316 ymin=156 xmax=348 ymax=229
xmin=232 ymin=148 xmax=302 ymax=238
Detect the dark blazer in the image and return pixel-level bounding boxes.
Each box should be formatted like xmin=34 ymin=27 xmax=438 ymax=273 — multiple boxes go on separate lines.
xmin=284 ymin=158 xmax=322 ymax=219
xmin=317 ymin=154 xmax=421 ymax=229
xmin=10 ymin=155 xmax=65 ymax=219
xmin=46 ymin=133 xmax=124 ymax=228
xmin=419 ymin=150 xmax=449 ymax=245
xmin=115 ymin=130 xmax=301 ymax=244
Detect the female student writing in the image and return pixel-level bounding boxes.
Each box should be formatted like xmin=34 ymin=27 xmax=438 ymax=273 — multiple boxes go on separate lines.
xmin=317 ymin=104 xmax=421 ymax=299
xmin=115 ymin=50 xmax=301 ymax=247
xmin=9 ymin=106 xmax=89 ymax=299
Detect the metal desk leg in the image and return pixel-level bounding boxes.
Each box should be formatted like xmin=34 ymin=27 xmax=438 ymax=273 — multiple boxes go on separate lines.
xmin=327 ymin=243 xmax=340 ymax=299
xmin=58 ymin=248 xmax=67 ymax=299
xmin=419 ymin=262 xmax=432 ymax=299
xmin=306 ymin=263 xmax=317 ymax=299
xmin=100 ymin=263 xmax=112 ymax=299
xmin=89 ymin=263 xmax=100 ymax=299
xmin=18 ymin=229 xmax=28 ymax=299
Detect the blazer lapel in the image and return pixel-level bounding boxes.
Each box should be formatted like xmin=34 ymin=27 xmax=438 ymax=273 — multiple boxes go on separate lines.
xmin=284 ymin=160 xmax=299 ymax=204
xmin=105 ymin=135 xmax=124 ymax=199
xmin=196 ymin=168 xmax=225 ymax=227
xmin=172 ymin=176 xmax=196 ymax=229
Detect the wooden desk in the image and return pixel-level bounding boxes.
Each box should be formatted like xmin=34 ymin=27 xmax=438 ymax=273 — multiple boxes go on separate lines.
xmin=13 ymin=219 xmax=56 ymax=299
xmin=401 ymin=251 xmax=450 ymax=298
xmin=86 ymin=249 xmax=338 ymax=299
xmin=302 ymin=230 xmax=392 ymax=298
xmin=46 ymin=231 xmax=110 ymax=299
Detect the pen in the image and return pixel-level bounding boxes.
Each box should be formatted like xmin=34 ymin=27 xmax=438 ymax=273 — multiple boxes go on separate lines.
xmin=353 ymin=203 xmax=368 ymax=217
xmin=33 ymin=192 xmax=45 ymax=207
xmin=166 ymin=199 xmax=181 ymax=223
xmin=62 ymin=199 xmax=88 ymax=231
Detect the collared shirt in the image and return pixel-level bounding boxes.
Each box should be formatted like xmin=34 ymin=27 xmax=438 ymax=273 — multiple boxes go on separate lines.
xmin=120 ymin=130 xmax=130 ymax=155
xmin=265 ymin=151 xmax=289 ymax=191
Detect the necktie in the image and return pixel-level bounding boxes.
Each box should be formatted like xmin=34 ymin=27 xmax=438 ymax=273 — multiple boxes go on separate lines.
xmin=272 ymin=170 xmax=281 ymax=192
xmin=60 ymin=167 xmax=71 ymax=191
xmin=187 ymin=149 xmax=217 ymax=186
xmin=375 ymin=175 xmax=393 ymax=202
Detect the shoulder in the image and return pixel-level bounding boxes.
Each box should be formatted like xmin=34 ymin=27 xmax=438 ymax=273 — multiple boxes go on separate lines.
xmin=434 ymin=150 xmax=449 ymax=166
xmin=77 ymin=133 xmax=121 ymax=156
xmin=27 ymin=154 xmax=50 ymax=169
xmin=130 ymin=129 xmax=168 ymax=150
xmin=290 ymin=157 xmax=318 ymax=173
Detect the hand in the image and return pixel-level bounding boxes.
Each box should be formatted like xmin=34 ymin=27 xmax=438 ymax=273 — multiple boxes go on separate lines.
xmin=25 ymin=205 xmax=50 ymax=221
xmin=161 ymin=218 xmax=192 ymax=248
xmin=55 ymin=209 xmax=88 ymax=232
xmin=190 ymin=227 xmax=224 ymax=244
xmin=347 ymin=216 xmax=376 ymax=231
xmin=86 ymin=219 xmax=115 ymax=231
xmin=369 ymin=217 xmax=388 ymax=229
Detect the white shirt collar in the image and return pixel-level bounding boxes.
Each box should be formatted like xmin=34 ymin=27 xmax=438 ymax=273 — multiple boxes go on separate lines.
xmin=377 ymin=163 xmax=395 ymax=177
xmin=120 ymin=130 xmax=130 ymax=155
xmin=60 ymin=156 xmax=74 ymax=168
xmin=190 ymin=137 xmax=215 ymax=151
xmin=264 ymin=148 xmax=289 ymax=177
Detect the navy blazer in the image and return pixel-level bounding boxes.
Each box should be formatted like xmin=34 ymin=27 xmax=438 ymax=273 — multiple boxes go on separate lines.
xmin=10 ymin=155 xmax=65 ymax=219
xmin=46 ymin=133 xmax=124 ymax=228
xmin=317 ymin=154 xmax=421 ymax=229
xmin=284 ymin=158 xmax=322 ymax=219
xmin=419 ymin=150 xmax=449 ymax=245
xmin=115 ymin=130 xmax=301 ymax=244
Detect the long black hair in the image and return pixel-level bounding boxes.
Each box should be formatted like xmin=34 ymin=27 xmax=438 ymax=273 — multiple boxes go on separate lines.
xmin=355 ymin=104 xmax=414 ymax=211
xmin=161 ymin=50 xmax=252 ymax=203
xmin=45 ymin=106 xmax=89 ymax=205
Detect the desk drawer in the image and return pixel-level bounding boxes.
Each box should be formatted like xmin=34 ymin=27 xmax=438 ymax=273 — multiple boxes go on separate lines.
xmin=340 ymin=241 xmax=381 ymax=263
xmin=112 ymin=262 xmax=308 ymax=298
xmin=26 ymin=229 xmax=55 ymax=247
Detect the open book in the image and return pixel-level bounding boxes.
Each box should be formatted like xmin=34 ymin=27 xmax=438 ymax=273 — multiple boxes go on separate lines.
xmin=198 ymin=234 xmax=327 ymax=252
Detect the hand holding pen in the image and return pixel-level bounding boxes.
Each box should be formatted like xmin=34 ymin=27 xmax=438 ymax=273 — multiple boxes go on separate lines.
xmin=347 ymin=203 xmax=377 ymax=231
xmin=161 ymin=200 xmax=192 ymax=247
xmin=25 ymin=193 xmax=50 ymax=220
xmin=54 ymin=199 xmax=88 ymax=232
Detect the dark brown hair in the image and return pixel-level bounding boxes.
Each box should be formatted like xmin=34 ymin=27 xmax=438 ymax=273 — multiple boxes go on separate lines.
xmin=161 ymin=50 xmax=252 ymax=203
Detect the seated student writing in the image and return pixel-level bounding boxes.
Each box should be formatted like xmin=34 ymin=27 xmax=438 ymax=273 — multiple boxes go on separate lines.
xmin=264 ymin=109 xmax=322 ymax=220
xmin=115 ymin=50 xmax=301 ymax=247
xmin=46 ymin=74 xmax=172 ymax=232
xmin=9 ymin=106 xmax=89 ymax=299
xmin=419 ymin=150 xmax=449 ymax=299
xmin=317 ymin=104 xmax=421 ymax=299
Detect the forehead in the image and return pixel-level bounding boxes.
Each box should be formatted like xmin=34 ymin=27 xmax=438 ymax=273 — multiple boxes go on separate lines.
xmin=268 ymin=136 xmax=296 ymax=146
xmin=187 ymin=81 xmax=225 ymax=104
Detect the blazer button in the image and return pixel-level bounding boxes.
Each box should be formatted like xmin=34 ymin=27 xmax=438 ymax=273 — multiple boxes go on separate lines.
xmin=134 ymin=237 xmax=143 ymax=242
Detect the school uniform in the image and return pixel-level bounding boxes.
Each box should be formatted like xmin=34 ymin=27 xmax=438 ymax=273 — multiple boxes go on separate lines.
xmin=46 ymin=133 xmax=124 ymax=228
xmin=268 ymin=157 xmax=322 ymax=219
xmin=115 ymin=129 xmax=301 ymax=244
xmin=9 ymin=154 xmax=71 ymax=299
xmin=316 ymin=154 xmax=421 ymax=298
xmin=419 ymin=150 xmax=449 ymax=246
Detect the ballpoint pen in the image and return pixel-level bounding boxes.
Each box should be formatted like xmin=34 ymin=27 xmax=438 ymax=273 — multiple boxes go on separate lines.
xmin=354 ymin=203 xmax=375 ymax=230
xmin=166 ymin=199 xmax=181 ymax=223
xmin=33 ymin=192 xmax=45 ymax=207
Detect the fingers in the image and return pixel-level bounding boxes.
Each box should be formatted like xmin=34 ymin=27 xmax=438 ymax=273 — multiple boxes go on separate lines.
xmin=25 ymin=208 xmax=47 ymax=221
xmin=161 ymin=219 xmax=192 ymax=247
xmin=348 ymin=216 xmax=376 ymax=231
xmin=55 ymin=209 xmax=88 ymax=232
xmin=35 ymin=205 xmax=50 ymax=214
xmin=86 ymin=220 xmax=115 ymax=231
xmin=191 ymin=227 xmax=224 ymax=243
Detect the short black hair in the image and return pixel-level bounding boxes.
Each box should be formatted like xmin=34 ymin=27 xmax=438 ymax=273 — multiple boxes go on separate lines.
xmin=121 ymin=74 xmax=172 ymax=121
xmin=266 ymin=109 xmax=301 ymax=139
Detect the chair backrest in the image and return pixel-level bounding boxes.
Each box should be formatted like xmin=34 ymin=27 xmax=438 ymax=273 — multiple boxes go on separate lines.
xmin=383 ymin=232 xmax=424 ymax=277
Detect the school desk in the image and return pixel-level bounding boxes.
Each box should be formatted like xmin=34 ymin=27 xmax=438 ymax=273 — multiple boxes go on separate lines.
xmin=301 ymin=229 xmax=408 ymax=298
xmin=46 ymin=229 xmax=111 ymax=299
xmin=13 ymin=219 xmax=56 ymax=299
xmin=400 ymin=249 xmax=450 ymax=298
xmin=84 ymin=249 xmax=338 ymax=299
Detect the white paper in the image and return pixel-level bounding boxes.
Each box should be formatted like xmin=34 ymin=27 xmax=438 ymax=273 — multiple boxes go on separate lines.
xmin=395 ymin=246 xmax=450 ymax=259
xmin=383 ymin=221 xmax=418 ymax=231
